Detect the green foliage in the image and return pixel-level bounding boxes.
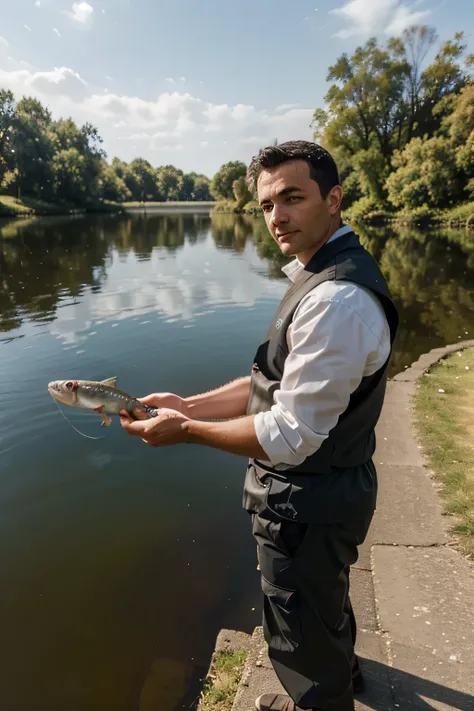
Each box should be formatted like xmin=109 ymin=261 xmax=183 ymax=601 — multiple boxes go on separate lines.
xmin=155 ymin=165 xmax=183 ymax=201
xmin=344 ymin=195 xmax=381 ymax=220
xmin=386 ymin=136 xmax=458 ymax=209
xmin=232 ymin=175 xmax=252 ymax=209
xmin=312 ymin=27 xmax=472 ymax=209
xmin=386 ymin=81 xmax=474 ymax=210
xmin=210 ymin=160 xmax=247 ymax=200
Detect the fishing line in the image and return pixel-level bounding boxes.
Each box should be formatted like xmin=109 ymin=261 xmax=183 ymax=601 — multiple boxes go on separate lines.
xmin=53 ymin=398 xmax=105 ymax=440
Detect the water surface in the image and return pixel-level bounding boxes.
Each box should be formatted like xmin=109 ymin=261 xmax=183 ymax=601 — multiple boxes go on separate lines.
xmin=1 ymin=212 xmax=473 ymax=710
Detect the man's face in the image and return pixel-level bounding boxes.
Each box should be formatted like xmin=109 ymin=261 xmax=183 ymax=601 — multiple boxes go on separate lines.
xmin=257 ymin=159 xmax=343 ymax=264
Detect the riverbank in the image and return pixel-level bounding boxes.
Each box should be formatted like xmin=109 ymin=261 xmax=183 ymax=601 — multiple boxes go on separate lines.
xmin=0 ymin=195 xmax=215 ymax=218
xmin=344 ymin=200 xmax=474 ymax=229
xmin=211 ymin=198 xmax=474 ymax=228
xmin=199 ymin=342 xmax=474 ymax=711
xmin=0 ymin=195 xmax=122 ymax=217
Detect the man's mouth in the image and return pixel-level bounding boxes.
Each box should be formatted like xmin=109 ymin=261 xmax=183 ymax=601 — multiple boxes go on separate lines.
xmin=276 ymin=230 xmax=299 ymax=241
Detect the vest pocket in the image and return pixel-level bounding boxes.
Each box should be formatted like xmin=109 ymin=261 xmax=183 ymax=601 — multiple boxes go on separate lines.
xmin=261 ymin=575 xmax=302 ymax=651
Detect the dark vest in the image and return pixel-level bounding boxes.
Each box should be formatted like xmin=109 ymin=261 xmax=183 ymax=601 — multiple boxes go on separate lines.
xmin=246 ymin=230 xmax=399 ymax=476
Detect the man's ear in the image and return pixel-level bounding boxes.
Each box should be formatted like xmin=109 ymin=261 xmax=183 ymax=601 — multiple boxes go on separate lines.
xmin=327 ymin=185 xmax=343 ymax=215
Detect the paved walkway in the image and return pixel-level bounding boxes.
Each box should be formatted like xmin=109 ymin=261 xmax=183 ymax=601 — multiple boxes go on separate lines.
xmin=204 ymin=341 xmax=474 ymax=711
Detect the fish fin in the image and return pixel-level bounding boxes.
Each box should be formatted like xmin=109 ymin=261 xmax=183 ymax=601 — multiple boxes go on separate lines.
xmin=101 ymin=377 xmax=118 ymax=388
xmin=100 ymin=413 xmax=112 ymax=427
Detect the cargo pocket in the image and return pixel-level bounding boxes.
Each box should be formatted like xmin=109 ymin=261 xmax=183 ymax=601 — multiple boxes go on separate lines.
xmin=243 ymin=463 xmax=269 ymax=514
xmin=261 ymin=575 xmax=302 ymax=652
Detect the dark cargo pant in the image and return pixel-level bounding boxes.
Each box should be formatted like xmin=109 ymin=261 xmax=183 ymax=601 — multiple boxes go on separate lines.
xmin=243 ymin=461 xmax=377 ymax=711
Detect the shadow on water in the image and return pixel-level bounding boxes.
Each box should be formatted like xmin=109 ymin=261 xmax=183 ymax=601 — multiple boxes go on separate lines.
xmin=1 ymin=212 xmax=474 ymax=710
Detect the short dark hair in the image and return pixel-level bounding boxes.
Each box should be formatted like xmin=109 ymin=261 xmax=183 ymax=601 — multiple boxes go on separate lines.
xmin=245 ymin=140 xmax=340 ymax=199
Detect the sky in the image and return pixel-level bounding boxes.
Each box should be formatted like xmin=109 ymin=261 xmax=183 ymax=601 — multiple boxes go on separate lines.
xmin=0 ymin=0 xmax=471 ymax=177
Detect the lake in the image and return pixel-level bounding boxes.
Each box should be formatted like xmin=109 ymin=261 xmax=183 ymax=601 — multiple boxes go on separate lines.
xmin=1 ymin=212 xmax=474 ymax=711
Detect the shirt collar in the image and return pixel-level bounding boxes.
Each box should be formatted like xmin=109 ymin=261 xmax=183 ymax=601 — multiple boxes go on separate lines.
xmin=281 ymin=224 xmax=353 ymax=283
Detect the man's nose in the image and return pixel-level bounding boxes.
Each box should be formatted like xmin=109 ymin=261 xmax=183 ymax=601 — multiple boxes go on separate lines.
xmin=271 ymin=204 xmax=289 ymax=226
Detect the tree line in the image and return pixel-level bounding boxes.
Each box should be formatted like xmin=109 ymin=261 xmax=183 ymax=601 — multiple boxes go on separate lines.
xmin=0 ymin=92 xmax=218 ymax=205
xmin=312 ymin=27 xmax=473 ymax=215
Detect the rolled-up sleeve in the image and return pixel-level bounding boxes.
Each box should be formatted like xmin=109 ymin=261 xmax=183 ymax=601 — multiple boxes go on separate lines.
xmin=253 ymin=286 xmax=390 ymax=468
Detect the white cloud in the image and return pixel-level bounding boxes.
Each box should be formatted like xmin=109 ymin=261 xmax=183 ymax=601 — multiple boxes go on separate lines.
xmin=105 ymin=75 xmax=113 ymax=81
xmin=35 ymin=0 xmax=41 ymax=6
xmin=24 ymin=24 xmax=32 ymax=31
xmin=0 ymin=36 xmax=9 ymax=49
xmin=68 ymin=2 xmax=93 ymax=24
xmin=179 ymin=76 xmax=185 ymax=82
xmin=275 ymin=103 xmax=300 ymax=113
xmin=0 ymin=55 xmax=314 ymax=173
xmin=0 ymin=65 xmax=88 ymax=101
xmin=331 ymin=0 xmax=429 ymax=38
xmin=165 ymin=77 xmax=175 ymax=84
xmin=53 ymin=28 xmax=61 ymax=37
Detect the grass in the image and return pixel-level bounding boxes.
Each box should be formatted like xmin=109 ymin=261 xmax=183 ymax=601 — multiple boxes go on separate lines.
xmin=413 ymin=346 xmax=474 ymax=558
xmin=199 ymin=649 xmax=247 ymax=711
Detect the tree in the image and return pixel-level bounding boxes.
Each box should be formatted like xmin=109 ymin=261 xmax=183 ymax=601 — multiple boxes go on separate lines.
xmin=312 ymin=27 xmax=472 ymax=205
xmin=50 ymin=147 xmax=87 ymax=203
xmin=155 ymin=165 xmax=184 ymax=201
xmin=188 ymin=172 xmax=212 ymax=200
xmin=98 ymin=161 xmax=132 ymax=202
xmin=129 ymin=157 xmax=159 ymax=201
xmin=385 ymin=79 xmax=474 ymax=209
xmin=180 ymin=173 xmax=195 ymax=201
xmin=0 ymin=89 xmax=16 ymax=186
xmin=385 ymin=136 xmax=457 ymax=209
xmin=232 ymin=175 xmax=252 ymax=209
xmin=210 ymin=161 xmax=247 ymax=200
xmin=10 ymin=96 xmax=54 ymax=197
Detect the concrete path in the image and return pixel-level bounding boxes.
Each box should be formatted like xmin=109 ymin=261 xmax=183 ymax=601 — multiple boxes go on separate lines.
xmin=202 ymin=342 xmax=474 ymax=711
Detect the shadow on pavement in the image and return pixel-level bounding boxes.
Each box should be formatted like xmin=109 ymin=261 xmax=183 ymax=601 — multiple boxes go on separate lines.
xmin=358 ymin=657 xmax=473 ymax=710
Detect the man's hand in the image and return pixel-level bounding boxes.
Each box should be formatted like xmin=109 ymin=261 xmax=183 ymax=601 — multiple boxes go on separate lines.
xmin=120 ymin=407 xmax=191 ymax=447
xmin=120 ymin=406 xmax=269 ymax=460
xmin=138 ymin=392 xmax=189 ymax=416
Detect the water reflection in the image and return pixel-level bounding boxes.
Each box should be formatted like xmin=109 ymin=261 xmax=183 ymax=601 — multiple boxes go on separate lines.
xmin=2 ymin=213 xmax=474 ymax=370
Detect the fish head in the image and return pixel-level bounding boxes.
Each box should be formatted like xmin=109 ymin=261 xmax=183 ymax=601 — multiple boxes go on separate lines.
xmin=48 ymin=379 xmax=81 ymax=407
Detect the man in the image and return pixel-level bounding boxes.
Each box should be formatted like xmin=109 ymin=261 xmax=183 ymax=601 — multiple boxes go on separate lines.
xmin=120 ymin=141 xmax=398 ymax=711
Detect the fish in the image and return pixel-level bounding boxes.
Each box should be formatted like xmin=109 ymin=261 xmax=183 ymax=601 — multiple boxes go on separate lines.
xmin=47 ymin=377 xmax=159 ymax=427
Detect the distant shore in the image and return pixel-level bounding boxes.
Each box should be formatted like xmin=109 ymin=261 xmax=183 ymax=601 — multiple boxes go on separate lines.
xmin=0 ymin=195 xmax=215 ymax=219
xmin=211 ymin=198 xmax=474 ymax=229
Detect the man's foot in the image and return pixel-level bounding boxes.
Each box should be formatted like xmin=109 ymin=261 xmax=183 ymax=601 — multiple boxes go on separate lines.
xmin=255 ymin=694 xmax=302 ymax=711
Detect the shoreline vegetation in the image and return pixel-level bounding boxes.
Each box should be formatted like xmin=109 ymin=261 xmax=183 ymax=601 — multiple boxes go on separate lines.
xmin=1 ymin=193 xmax=474 ymax=230
xmin=210 ymin=197 xmax=474 ymax=228
xmin=413 ymin=346 xmax=474 ymax=558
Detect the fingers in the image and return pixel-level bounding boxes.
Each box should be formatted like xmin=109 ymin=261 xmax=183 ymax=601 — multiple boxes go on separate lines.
xmin=119 ymin=412 xmax=148 ymax=435
xmin=137 ymin=395 xmax=158 ymax=405
xmin=132 ymin=407 xmax=149 ymax=421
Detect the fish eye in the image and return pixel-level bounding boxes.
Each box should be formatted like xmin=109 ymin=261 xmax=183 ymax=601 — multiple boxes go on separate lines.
xmin=65 ymin=381 xmax=74 ymax=391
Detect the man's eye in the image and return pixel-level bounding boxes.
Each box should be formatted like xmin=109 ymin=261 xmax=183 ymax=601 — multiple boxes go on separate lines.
xmin=262 ymin=204 xmax=273 ymax=212
xmin=288 ymin=196 xmax=302 ymax=202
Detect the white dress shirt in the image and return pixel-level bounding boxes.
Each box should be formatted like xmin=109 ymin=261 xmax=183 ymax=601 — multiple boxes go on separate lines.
xmin=254 ymin=224 xmax=391 ymax=470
